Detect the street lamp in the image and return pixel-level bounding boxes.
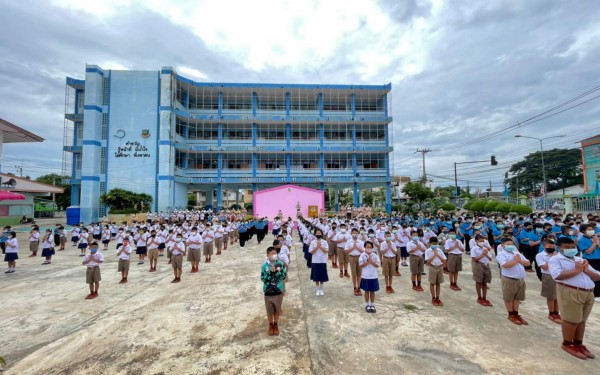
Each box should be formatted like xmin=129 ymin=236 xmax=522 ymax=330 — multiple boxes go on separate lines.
xmin=514 ymin=134 xmax=565 ymax=208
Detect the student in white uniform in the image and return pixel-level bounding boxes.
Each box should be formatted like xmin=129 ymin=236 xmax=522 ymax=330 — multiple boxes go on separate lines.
xmin=4 ymin=232 xmax=18 ymax=273
xmin=380 ymin=232 xmax=398 ymax=294
xmin=359 ymin=241 xmax=380 ymax=313
xmin=309 ymin=229 xmax=329 ymax=296
xmin=425 ymin=237 xmax=446 ymax=306
xmin=116 ymin=237 xmax=132 ymax=284
xmin=471 ymin=234 xmax=494 ymax=307
xmin=407 ymin=230 xmax=426 ymax=292
xmin=496 ymin=237 xmax=530 ymax=325
xmin=536 ymin=238 xmax=561 ymax=323
xmin=187 ymin=227 xmax=202 ymax=273
xmin=82 ymin=242 xmax=104 ymax=300
xmin=170 ymin=234 xmax=186 ymax=283
xmin=549 ymin=237 xmax=600 ymax=360
xmin=344 ymin=228 xmax=365 ymax=296
xmin=334 ymin=223 xmax=351 ymax=279
xmin=41 ymin=229 xmax=54 ymax=265
xmin=445 ymin=228 xmax=465 ymax=291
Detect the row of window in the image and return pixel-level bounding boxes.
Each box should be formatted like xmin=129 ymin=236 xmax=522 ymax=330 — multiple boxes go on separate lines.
xmin=175 ymin=121 xmax=386 ymax=141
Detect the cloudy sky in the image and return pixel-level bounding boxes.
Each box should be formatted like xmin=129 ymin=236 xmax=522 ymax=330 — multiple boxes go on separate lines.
xmin=1 ymin=0 xmax=599 ymax=191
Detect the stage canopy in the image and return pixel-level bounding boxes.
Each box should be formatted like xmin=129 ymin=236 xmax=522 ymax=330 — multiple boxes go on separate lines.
xmin=253 ymin=184 xmax=324 ymax=220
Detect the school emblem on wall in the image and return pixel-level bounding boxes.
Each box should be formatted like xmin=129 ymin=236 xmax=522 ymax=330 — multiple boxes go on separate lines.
xmin=141 ymin=129 xmax=151 ymax=138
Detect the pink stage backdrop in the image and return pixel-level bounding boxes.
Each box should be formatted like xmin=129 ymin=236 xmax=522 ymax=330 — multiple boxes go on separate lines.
xmin=253 ymin=185 xmax=325 ymax=220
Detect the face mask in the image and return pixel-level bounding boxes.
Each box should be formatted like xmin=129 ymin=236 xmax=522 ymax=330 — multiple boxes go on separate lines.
xmin=431 ymin=245 xmax=438 ymax=250
xmin=352 ymin=234 xmax=358 ymax=239
xmin=392 ymin=230 xmax=398 ymax=234
xmin=316 ymin=234 xmax=323 ymax=239
xmin=497 ymin=225 xmax=504 ymax=229
xmin=506 ymin=231 xmax=513 ymax=235
xmin=474 ymin=226 xmax=481 ymax=230
xmin=192 ymin=231 xmax=197 ymax=234
xmin=544 ymin=247 xmax=555 ymax=253
xmin=477 ymin=242 xmax=484 ymax=247
xmin=176 ymin=238 xmax=182 ymax=243
xmin=504 ymin=245 xmax=516 ymax=253
xmin=449 ymin=234 xmax=456 ymax=239
xmin=365 ymin=247 xmax=373 ymax=254
xmin=535 ymin=228 xmax=543 ymax=234
xmin=525 ymin=228 xmax=532 ymax=232
xmin=332 ymin=227 xmax=337 ymax=230
xmin=360 ymin=231 xmax=366 ymax=235
xmin=385 ymin=236 xmax=392 ymax=241
xmin=586 ymin=230 xmax=595 ymax=236
xmin=568 ymin=230 xmax=574 ymax=236
xmin=90 ymin=248 xmax=98 ymax=253
xmin=340 ymin=229 xmax=346 ymax=233
xmin=270 ymin=255 xmax=278 ymax=261
xmin=556 ymin=222 xmax=562 ymax=225
xmin=412 ymin=236 xmax=419 ymax=242
xmin=454 ymin=224 xmax=459 ymax=228
xmin=562 ymin=248 xmax=578 ymax=258
xmin=368 ymin=234 xmax=375 ymax=238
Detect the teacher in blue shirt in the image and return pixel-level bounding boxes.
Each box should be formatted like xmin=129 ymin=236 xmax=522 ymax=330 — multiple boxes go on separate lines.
xmin=578 ymin=224 xmax=600 ymax=302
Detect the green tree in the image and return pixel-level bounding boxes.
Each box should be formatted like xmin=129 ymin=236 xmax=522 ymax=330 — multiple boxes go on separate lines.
xmin=100 ymin=188 xmax=152 ymax=213
xmin=434 ymin=186 xmax=455 ymax=198
xmin=402 ymin=181 xmax=434 ymax=208
xmin=35 ymin=173 xmax=71 ymax=209
xmin=507 ymin=148 xmax=582 ymax=196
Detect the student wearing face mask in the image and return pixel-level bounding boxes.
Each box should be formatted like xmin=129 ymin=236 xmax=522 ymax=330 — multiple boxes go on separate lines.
xmin=326 ymin=223 xmax=338 ymax=269
xmin=445 ymin=228 xmax=464 ymax=291
xmin=471 ymin=234 xmax=493 ymax=307
xmin=425 ymin=237 xmax=446 ymax=306
xmin=549 ymin=237 xmax=600 ymax=359
xmin=359 ymin=241 xmax=380 ymax=313
xmin=262 ymin=246 xmax=287 ymax=336
xmin=82 ymin=242 xmax=104 ymax=299
xmin=535 ymin=238 xmax=561 ymax=323
xmin=116 ymin=237 xmax=132 ymax=284
xmin=518 ymin=223 xmax=540 ymax=273
xmin=577 ymin=224 xmax=600 ymax=302
xmin=497 ymin=237 xmax=530 ymax=325
xmin=407 ymin=230 xmax=427 ymax=292
xmin=170 ymin=234 xmax=185 ymax=283
xmin=380 ymin=231 xmax=398 ymax=293
xmin=344 ymin=228 xmax=365 ymax=296
xmin=334 ymin=224 xmax=351 ymax=279
xmin=309 ymin=229 xmax=329 ymax=296
xmin=187 ymin=227 xmax=202 ymax=273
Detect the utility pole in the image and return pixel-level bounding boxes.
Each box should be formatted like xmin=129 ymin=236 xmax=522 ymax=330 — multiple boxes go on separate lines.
xmin=415 ymin=148 xmax=432 ymax=184
xmin=15 ymin=161 xmax=23 ymax=177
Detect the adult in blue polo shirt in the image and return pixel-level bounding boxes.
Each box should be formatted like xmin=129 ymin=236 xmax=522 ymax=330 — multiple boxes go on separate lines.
xmin=578 ymin=224 xmax=600 ymax=302
xmin=518 ymin=222 xmax=540 ymax=272
xmin=460 ymin=218 xmax=474 ymax=253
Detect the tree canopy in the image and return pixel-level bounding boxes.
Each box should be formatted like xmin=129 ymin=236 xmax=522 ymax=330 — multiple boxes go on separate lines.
xmin=100 ymin=188 xmax=152 ymax=213
xmin=507 ymin=148 xmax=582 ymax=196
xmin=35 ymin=174 xmax=71 ymax=209
xmin=402 ymin=181 xmax=434 ymax=204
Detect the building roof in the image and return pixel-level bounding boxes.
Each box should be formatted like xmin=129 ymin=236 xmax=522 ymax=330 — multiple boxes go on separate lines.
xmin=253 ymin=184 xmax=323 ymax=196
xmin=0 ymin=118 xmax=44 ymax=143
xmin=580 ymin=134 xmax=600 ymax=146
xmin=0 ymin=174 xmax=63 ymax=194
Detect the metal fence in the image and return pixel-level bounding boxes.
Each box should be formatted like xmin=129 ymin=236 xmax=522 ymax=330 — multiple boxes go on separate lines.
xmin=573 ymin=196 xmax=600 ymax=213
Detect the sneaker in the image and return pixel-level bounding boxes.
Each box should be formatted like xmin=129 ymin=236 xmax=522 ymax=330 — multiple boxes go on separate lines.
xmin=432 ymin=298 xmax=438 ymax=306
xmin=516 ymin=315 xmax=528 ymax=325
xmin=389 ymin=287 xmax=395 ymax=293
xmin=85 ymin=293 xmax=95 ymax=300
xmin=4 ymin=270 xmax=11 ymax=274
xmin=483 ymin=299 xmax=493 ymax=307
xmin=477 ymin=298 xmax=487 ymax=306
xmin=421 ymin=272 xmax=426 ymax=276
xmin=365 ymin=305 xmax=370 ymax=313
xmin=344 ymin=271 xmax=350 ymax=278
xmin=576 ymin=344 xmax=595 ymax=359
xmin=272 ymin=323 xmax=279 ymax=336
xmin=385 ymin=286 xmax=391 ymax=294
xmin=412 ymin=285 xmax=418 ymax=291
xmin=548 ymin=314 xmax=561 ymax=324
xmin=436 ymin=298 xmax=443 ymax=307
xmin=319 ymin=289 xmax=325 ymax=296
xmin=79 ymin=254 xmax=85 ymax=257
xmin=339 ymin=272 xmax=344 ymax=278
xmin=316 ymin=290 xmax=320 ymax=296
xmin=395 ymin=271 xmax=401 ymax=276
xmin=416 ymin=285 xmax=424 ymax=292
xmin=42 ymin=261 xmax=49 ymax=265
xmin=171 ymin=278 xmax=177 ymax=283
xmin=508 ymin=315 xmax=522 ymax=325
xmin=268 ymin=323 xmax=274 ymax=336
xmin=371 ymin=306 xmax=376 ymax=313
xmin=562 ymin=343 xmax=587 ymax=360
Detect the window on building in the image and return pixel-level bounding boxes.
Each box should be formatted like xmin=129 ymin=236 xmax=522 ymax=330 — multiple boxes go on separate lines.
xmin=257 ymin=153 xmax=286 ymax=170
xmin=324 ymin=153 xmax=351 ymax=169
xmin=187 ymin=122 xmax=218 ymax=140
xmin=324 ymin=123 xmax=351 ymax=140
xmin=257 ymin=124 xmax=285 ymax=140
xmin=291 ymin=153 xmax=319 ymax=170
xmin=356 ymin=153 xmax=386 ymax=169
xmin=291 ymin=123 xmax=318 ymax=140
xmin=223 ymin=153 xmax=252 ymax=170
xmin=355 ymin=124 xmax=385 ymax=141
xmin=222 ymin=124 xmax=252 ymax=140
xmin=222 ymin=89 xmax=252 ymax=111
xmin=187 ymin=153 xmax=219 ymax=169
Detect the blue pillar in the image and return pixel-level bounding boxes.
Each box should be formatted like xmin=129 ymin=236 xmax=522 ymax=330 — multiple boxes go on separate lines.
xmin=182 ymin=152 xmax=188 ymax=168
xmin=352 ymin=152 xmax=357 ymax=177
xmin=217 ymin=153 xmax=222 ymax=179
xmin=320 ymin=153 xmax=324 ymax=178
xmin=383 ymin=93 xmax=388 ymax=117
xmin=252 ymin=123 xmax=257 ymax=147
xmin=352 ymin=123 xmax=357 ymax=147
xmin=181 ymin=125 xmax=187 ymax=140
xmin=286 ymin=153 xmax=291 ymax=179
xmin=351 ymin=93 xmax=356 ymax=117
xmin=285 ymin=92 xmax=290 ymax=119
xmin=319 ymin=123 xmax=324 ymax=148
xmin=217 ymin=183 xmax=222 ymax=210
xmin=252 ymin=92 xmax=257 ymax=117
xmin=320 ymin=182 xmax=325 ymax=191
xmin=183 ymin=91 xmax=189 ymax=109
xmin=334 ymin=189 xmax=339 ymax=212
xmin=318 ymin=93 xmax=323 ymax=117
xmin=252 ymin=153 xmax=257 ymax=178
xmin=385 ymin=181 xmax=392 ymax=213
xmin=218 ymin=91 xmax=223 ymax=118
xmin=353 ymin=183 xmax=359 ymax=207
xmin=384 ymin=125 xmax=390 ymax=179
xmin=285 ymin=123 xmax=291 ymax=148
xmin=217 ymin=123 xmax=222 ymax=147
xmin=252 ymin=183 xmax=257 ymax=193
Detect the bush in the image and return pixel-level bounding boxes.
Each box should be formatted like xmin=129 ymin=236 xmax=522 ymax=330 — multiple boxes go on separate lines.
xmin=483 ymin=201 xmax=499 ymax=212
xmin=510 ymin=204 xmax=532 ymax=215
xmin=496 ymin=203 xmax=513 ymax=213
xmin=440 ymin=203 xmax=456 ymax=211
xmin=463 ymin=200 xmax=473 ymax=210
xmin=245 ymin=204 xmax=253 ymax=211
xmin=108 ymin=208 xmax=138 ymax=215
xmin=469 ymin=200 xmax=487 ymax=212
xmin=392 ymin=204 xmax=402 ymax=212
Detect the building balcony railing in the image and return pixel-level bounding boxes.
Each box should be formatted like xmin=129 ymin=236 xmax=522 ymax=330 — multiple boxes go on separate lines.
xmin=174 ymin=175 xmax=392 ymax=185
xmin=174 ymin=142 xmax=392 ymax=153
xmin=65 ymin=113 xmax=84 ymax=122
xmin=63 ymin=145 xmax=82 ymax=153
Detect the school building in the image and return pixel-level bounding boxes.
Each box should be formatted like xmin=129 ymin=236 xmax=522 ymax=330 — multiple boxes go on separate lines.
xmin=63 ymin=65 xmax=394 ymax=223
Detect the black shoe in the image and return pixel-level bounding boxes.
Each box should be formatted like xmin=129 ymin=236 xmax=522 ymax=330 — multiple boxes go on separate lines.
xmin=371 ymin=306 xmax=376 ymax=313
xmin=365 ymin=306 xmax=370 ymax=313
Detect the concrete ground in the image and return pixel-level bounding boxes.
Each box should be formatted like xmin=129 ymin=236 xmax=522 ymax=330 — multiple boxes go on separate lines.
xmin=0 ymin=219 xmax=599 ymax=374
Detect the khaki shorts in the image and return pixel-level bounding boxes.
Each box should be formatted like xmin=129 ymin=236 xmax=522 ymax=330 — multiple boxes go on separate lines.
xmin=148 ymin=249 xmax=159 ymax=260
xmin=447 ymin=253 xmax=463 ymax=273
xmin=203 ymin=242 xmax=214 ymax=256
xmin=30 ymin=241 xmax=39 ymax=252
xmin=189 ymin=248 xmax=201 ymax=263
xmin=409 ymin=255 xmax=424 ymax=275
xmin=264 ymin=294 xmax=283 ymax=315
xmin=557 ymin=284 xmax=594 ymax=324
xmin=86 ymin=266 xmax=101 ymax=284
xmin=338 ymin=248 xmax=348 ymax=263
xmin=171 ymin=254 xmax=183 ymax=269
xmin=382 ymin=257 xmax=396 ymax=277
xmin=541 ymin=273 xmax=557 ymax=300
xmin=117 ymin=259 xmax=130 ymax=272
xmin=215 ymin=237 xmax=223 ymax=250
xmin=327 ymin=241 xmax=337 ymax=256
xmin=60 ymin=237 xmax=67 ymax=245
xmin=473 ymin=262 xmax=492 ymax=284
xmin=428 ymin=265 xmax=444 ymax=284
xmin=501 ymin=276 xmax=526 ymax=302
xmin=348 ymin=255 xmax=362 ymax=278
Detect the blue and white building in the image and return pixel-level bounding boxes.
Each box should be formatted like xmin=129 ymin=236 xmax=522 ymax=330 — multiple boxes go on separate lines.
xmin=63 ymin=65 xmax=394 ymax=223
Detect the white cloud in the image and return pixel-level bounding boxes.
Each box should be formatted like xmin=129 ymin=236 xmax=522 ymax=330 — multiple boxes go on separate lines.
xmin=177 ymin=66 xmax=208 ymax=80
